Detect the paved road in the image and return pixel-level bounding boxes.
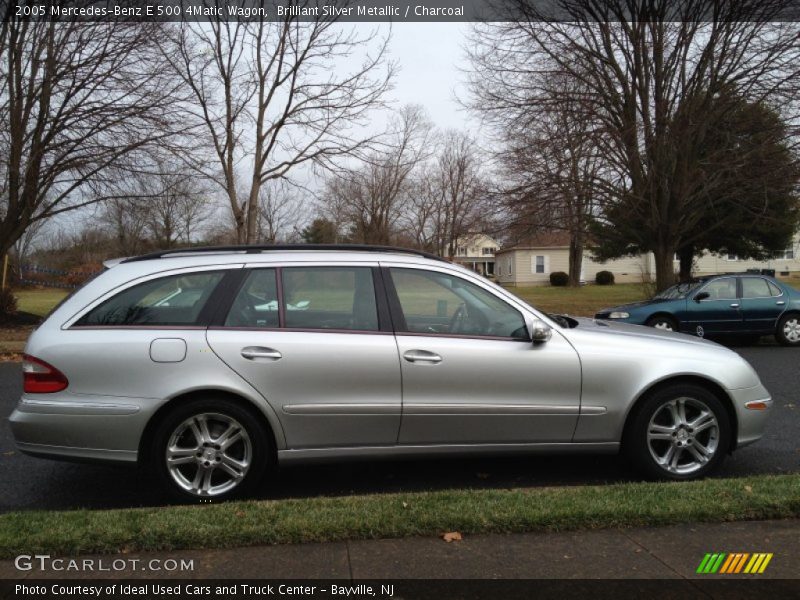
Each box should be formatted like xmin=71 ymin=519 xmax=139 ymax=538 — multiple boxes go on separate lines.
xmin=1 ymin=345 xmax=797 ymax=512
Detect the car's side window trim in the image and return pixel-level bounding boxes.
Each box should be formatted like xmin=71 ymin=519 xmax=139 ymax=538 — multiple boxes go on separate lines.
xmin=207 ymin=268 xmax=250 ymax=327
xmin=381 ymin=266 xmax=409 ymax=332
xmin=382 ymin=266 xmax=531 ymax=342
xmin=372 ymin=267 xmax=395 ymax=333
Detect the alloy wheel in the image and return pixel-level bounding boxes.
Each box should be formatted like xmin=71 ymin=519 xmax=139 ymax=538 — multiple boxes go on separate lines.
xmin=646 ymin=397 xmax=719 ymax=475
xmin=165 ymin=412 xmax=252 ymax=497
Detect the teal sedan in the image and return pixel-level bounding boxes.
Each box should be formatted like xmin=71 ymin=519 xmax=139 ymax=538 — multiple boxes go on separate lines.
xmin=595 ymin=273 xmax=800 ymax=346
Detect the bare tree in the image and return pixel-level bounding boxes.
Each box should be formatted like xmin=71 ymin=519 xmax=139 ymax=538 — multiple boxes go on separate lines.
xmin=165 ymin=4 xmax=395 ymax=244
xmin=100 ymin=197 xmax=150 ymax=257
xmin=99 ymin=160 xmax=213 ymax=253
xmin=430 ymin=130 xmax=486 ymax=258
xmin=494 ymin=81 xmax=603 ymax=286
xmin=468 ymin=0 xmax=800 ymax=290
xmin=331 ymin=105 xmax=434 ymax=244
xmin=0 ymin=18 xmax=183 ymax=258
xmin=11 ymin=212 xmax=45 ymax=265
xmin=256 ymin=180 xmax=300 ymax=243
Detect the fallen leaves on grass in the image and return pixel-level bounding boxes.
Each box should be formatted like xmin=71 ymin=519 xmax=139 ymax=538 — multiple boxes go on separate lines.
xmin=442 ymin=532 xmax=462 ymax=543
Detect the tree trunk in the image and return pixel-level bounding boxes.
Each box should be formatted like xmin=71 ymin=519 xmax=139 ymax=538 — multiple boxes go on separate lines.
xmin=677 ymin=247 xmax=694 ymax=282
xmin=653 ymin=244 xmax=677 ymax=292
xmin=245 ymin=181 xmax=261 ymax=244
xmin=568 ymin=235 xmax=584 ymax=287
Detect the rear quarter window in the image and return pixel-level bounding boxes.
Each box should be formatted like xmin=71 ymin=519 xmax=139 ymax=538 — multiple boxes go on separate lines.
xmin=74 ymin=271 xmax=225 ymax=327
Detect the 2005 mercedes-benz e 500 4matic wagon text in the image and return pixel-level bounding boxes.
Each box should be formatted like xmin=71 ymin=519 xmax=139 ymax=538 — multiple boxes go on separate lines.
xmin=10 ymin=245 xmax=772 ymax=500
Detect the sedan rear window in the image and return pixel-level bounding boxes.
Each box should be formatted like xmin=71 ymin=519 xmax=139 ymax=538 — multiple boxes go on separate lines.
xmin=75 ymin=272 xmax=224 ymax=327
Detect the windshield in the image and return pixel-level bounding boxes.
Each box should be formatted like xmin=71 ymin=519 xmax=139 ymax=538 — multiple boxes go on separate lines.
xmin=654 ymin=281 xmax=702 ymax=300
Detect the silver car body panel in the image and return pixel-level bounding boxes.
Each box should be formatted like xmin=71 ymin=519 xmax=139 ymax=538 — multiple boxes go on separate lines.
xmin=8 ymin=250 xmax=771 ymax=465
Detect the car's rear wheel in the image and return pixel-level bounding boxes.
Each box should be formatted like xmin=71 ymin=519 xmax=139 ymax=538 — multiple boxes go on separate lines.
xmin=776 ymin=313 xmax=800 ymax=346
xmin=152 ymin=398 xmax=271 ymax=501
xmin=625 ymin=384 xmax=730 ymax=480
xmin=645 ymin=315 xmax=678 ymax=332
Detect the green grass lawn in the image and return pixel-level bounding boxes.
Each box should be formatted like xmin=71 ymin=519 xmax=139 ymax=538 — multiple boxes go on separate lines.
xmin=0 ymin=474 xmax=797 ymax=558
xmin=510 ymin=283 xmax=647 ymax=317
xmin=14 ymin=288 xmax=68 ymax=317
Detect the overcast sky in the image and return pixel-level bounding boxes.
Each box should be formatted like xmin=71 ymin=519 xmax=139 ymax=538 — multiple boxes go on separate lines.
xmin=385 ymin=22 xmax=473 ymax=132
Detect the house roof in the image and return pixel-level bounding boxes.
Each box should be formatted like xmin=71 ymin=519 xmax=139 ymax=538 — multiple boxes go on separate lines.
xmin=496 ymin=231 xmax=572 ymax=253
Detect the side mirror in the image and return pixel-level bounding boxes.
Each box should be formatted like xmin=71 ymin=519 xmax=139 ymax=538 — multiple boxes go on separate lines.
xmin=530 ymin=319 xmax=552 ymax=344
xmin=694 ymin=292 xmax=710 ymax=303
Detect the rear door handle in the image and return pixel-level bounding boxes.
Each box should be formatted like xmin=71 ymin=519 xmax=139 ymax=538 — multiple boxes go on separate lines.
xmin=241 ymin=347 xmax=282 ymax=360
xmin=777 ymin=301 xmax=786 ymax=306
xmin=730 ymin=303 xmax=740 ymax=309
xmin=403 ymin=350 xmax=442 ymax=364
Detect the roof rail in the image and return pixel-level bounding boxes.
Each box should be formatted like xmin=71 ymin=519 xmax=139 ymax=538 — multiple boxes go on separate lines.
xmin=120 ymin=244 xmax=446 ymax=264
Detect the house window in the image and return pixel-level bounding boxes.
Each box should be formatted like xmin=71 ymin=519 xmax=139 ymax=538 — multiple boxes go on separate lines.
xmin=726 ymin=254 xmax=739 ymax=261
xmin=486 ymin=262 xmax=495 ymax=275
xmin=457 ymin=247 xmax=467 ymax=256
xmin=533 ymin=255 xmax=548 ymax=274
xmin=507 ymin=258 xmax=513 ymax=276
xmin=482 ymin=247 xmax=496 ymax=256
xmin=784 ymin=248 xmax=795 ymax=260
xmin=497 ymin=264 xmax=502 ymax=276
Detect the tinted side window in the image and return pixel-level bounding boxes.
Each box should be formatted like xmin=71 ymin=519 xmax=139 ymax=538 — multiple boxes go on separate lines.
xmin=76 ymin=272 xmax=224 ymax=326
xmin=282 ymin=267 xmax=378 ymax=331
xmin=389 ymin=268 xmax=528 ymax=339
xmin=768 ymin=281 xmax=783 ymax=297
xmin=741 ymin=278 xmax=772 ymax=299
xmin=224 ymin=269 xmax=278 ymax=328
xmin=702 ymin=278 xmax=737 ymax=300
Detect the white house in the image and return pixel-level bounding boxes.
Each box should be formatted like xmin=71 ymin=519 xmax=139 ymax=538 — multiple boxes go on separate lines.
xmin=450 ymin=233 xmax=499 ymax=276
xmin=496 ymin=232 xmax=800 ymax=286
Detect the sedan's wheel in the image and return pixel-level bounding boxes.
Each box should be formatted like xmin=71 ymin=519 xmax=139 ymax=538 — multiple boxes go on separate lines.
xmin=624 ymin=384 xmax=730 ymax=481
xmin=152 ymin=398 xmax=271 ymax=501
xmin=646 ymin=316 xmax=677 ymax=332
xmin=776 ymin=313 xmax=800 ymax=346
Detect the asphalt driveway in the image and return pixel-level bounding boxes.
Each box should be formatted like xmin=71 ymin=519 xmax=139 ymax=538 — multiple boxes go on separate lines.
xmin=0 ymin=345 xmax=797 ymax=512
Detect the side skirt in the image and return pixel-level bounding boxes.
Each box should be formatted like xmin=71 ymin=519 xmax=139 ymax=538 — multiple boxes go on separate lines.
xmin=277 ymin=442 xmax=620 ymax=464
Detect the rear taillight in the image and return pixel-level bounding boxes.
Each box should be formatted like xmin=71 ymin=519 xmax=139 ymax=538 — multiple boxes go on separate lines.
xmin=22 ymin=354 xmax=69 ymax=393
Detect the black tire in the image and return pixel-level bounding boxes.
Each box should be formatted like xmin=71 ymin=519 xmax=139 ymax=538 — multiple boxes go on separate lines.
xmin=151 ymin=397 xmax=273 ymax=502
xmin=645 ymin=315 xmax=678 ymax=332
xmin=776 ymin=313 xmax=800 ymax=347
xmin=624 ymin=384 xmax=731 ymax=481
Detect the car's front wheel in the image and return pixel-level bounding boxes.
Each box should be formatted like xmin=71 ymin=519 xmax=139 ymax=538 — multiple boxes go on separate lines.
xmin=152 ymin=398 xmax=271 ymax=501
xmin=625 ymin=384 xmax=731 ymax=480
xmin=776 ymin=313 xmax=800 ymax=346
xmin=645 ymin=315 xmax=678 ymax=332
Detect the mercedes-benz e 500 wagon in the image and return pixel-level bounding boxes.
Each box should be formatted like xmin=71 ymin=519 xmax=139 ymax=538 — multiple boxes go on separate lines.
xmin=10 ymin=245 xmax=772 ymax=500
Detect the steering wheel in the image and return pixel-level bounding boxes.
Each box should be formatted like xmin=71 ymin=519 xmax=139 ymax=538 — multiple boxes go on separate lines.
xmin=449 ymin=303 xmax=468 ymax=334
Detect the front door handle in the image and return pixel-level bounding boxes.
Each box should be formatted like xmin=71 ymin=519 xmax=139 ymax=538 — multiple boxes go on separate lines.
xmin=241 ymin=347 xmax=282 ymax=360
xmin=403 ymin=350 xmax=442 ymax=364
xmin=777 ymin=301 xmax=786 ymax=306
xmin=730 ymin=303 xmax=740 ymax=309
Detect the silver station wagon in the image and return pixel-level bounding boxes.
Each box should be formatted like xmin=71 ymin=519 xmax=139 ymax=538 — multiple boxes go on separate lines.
xmin=10 ymin=246 xmax=772 ymax=500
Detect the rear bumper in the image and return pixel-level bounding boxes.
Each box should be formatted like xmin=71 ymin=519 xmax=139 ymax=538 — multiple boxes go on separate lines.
xmin=8 ymin=395 xmax=154 ymax=464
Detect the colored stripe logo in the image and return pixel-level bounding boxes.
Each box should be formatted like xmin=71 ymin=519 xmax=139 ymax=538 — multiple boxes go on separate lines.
xmin=697 ymin=553 xmax=773 ymax=574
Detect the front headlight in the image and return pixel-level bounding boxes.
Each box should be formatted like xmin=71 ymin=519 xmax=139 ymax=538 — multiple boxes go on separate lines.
xmin=609 ymin=312 xmax=630 ymax=319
